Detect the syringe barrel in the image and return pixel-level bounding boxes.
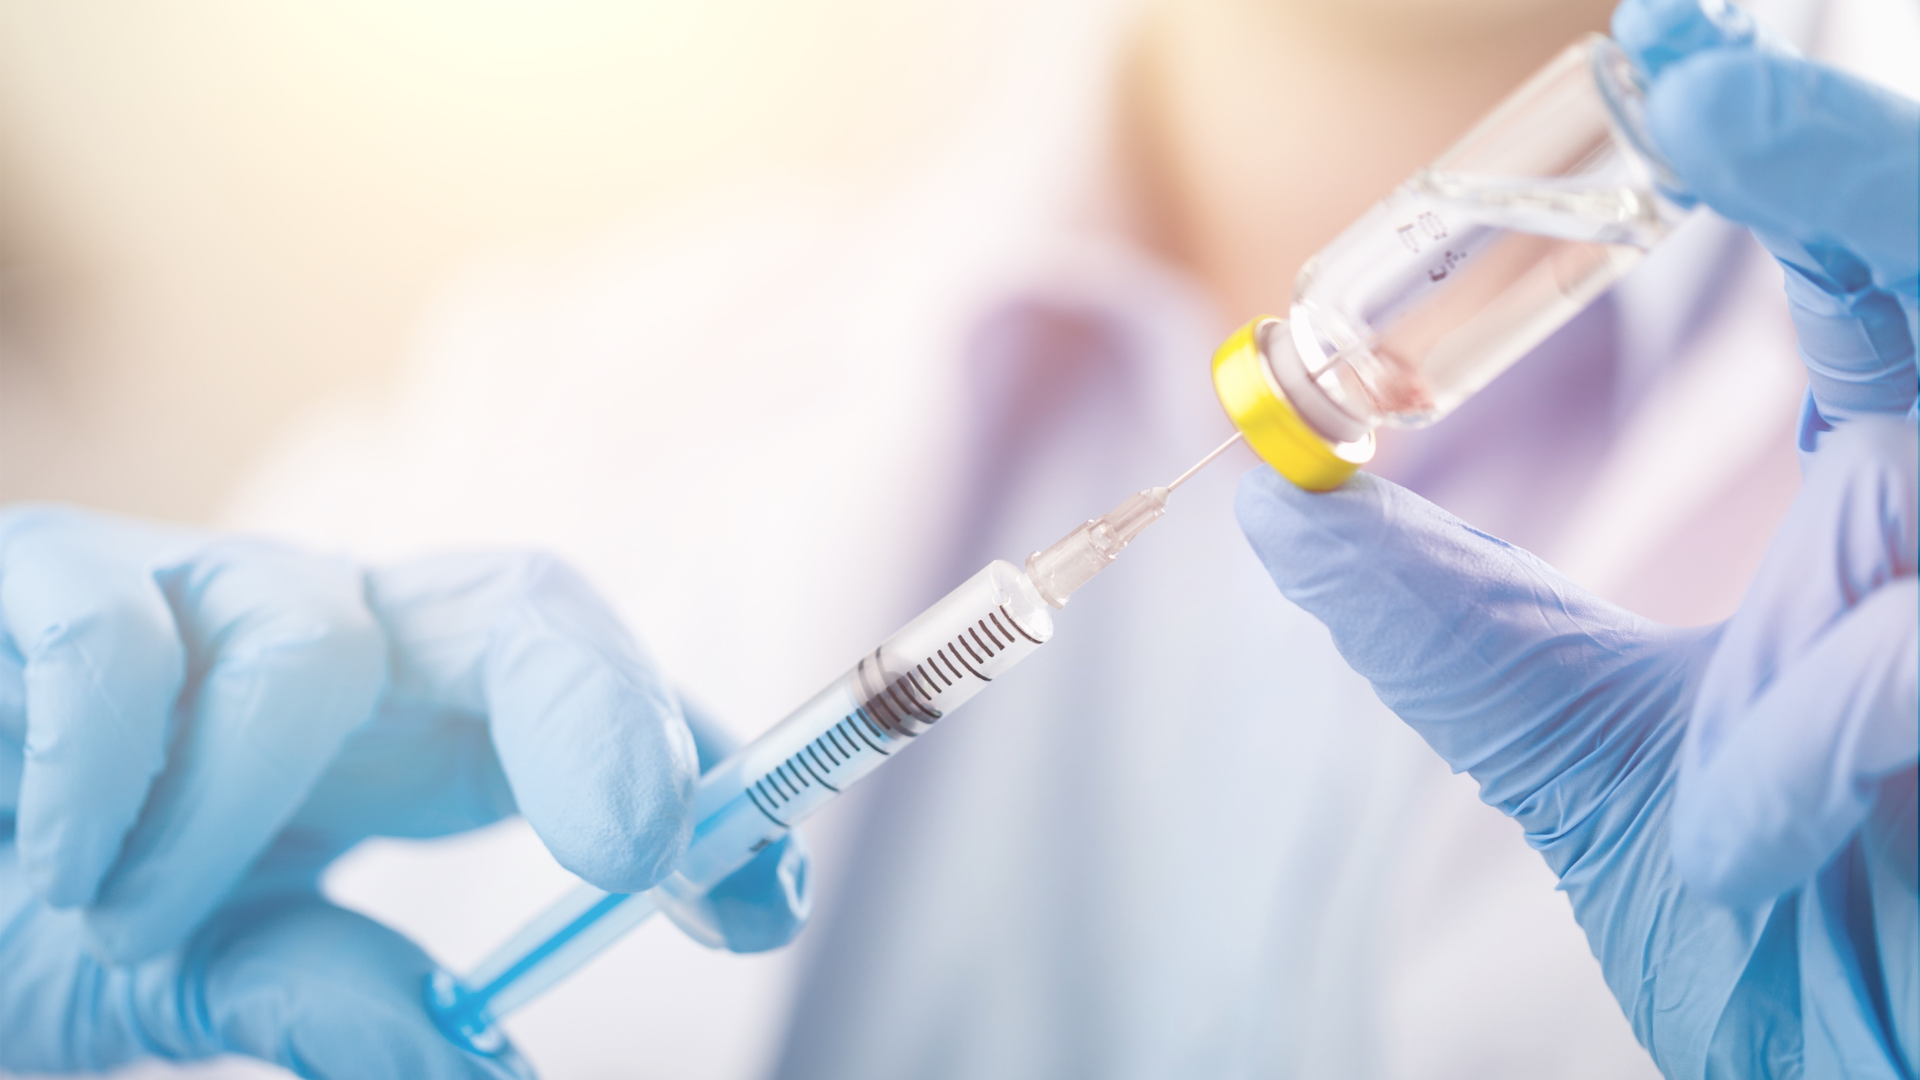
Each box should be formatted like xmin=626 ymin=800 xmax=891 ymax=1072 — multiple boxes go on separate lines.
xmin=677 ymin=558 xmax=1052 ymax=886
xmin=430 ymin=559 xmax=1054 ymax=1050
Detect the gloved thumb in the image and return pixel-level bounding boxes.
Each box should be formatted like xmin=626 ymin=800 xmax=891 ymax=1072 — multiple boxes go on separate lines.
xmin=1234 ymin=469 xmax=1709 ymax=841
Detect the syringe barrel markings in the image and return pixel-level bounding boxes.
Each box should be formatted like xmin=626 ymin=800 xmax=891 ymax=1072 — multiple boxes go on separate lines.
xmin=429 ymin=559 xmax=1054 ymax=1049
xmin=676 ymin=558 xmax=1050 ymax=888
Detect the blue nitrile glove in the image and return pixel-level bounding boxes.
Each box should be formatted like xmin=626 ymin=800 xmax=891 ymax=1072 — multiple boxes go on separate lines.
xmin=1676 ymin=417 xmax=1917 ymax=910
xmin=0 ymin=505 xmax=808 ymax=1079
xmin=1613 ymin=0 xmax=1920 ymax=444
xmin=1235 ymin=417 xmax=1917 ymax=1077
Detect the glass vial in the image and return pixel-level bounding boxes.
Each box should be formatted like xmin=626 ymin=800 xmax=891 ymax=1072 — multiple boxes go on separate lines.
xmin=1224 ymin=34 xmax=1687 ymax=483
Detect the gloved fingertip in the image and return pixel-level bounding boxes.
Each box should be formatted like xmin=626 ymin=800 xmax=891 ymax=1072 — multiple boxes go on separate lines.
xmin=1611 ymin=0 xmax=1757 ymax=77
xmin=474 ymin=555 xmax=701 ymax=895
xmin=1647 ymin=50 xmax=1767 ymax=195
xmin=708 ymin=833 xmax=812 ymax=954
xmin=183 ymin=899 xmax=537 ymax=1080
xmin=1233 ymin=467 xmax=1402 ymax=597
xmin=1650 ymin=50 xmax=1920 ymax=284
xmin=1649 ymin=51 xmax=1829 ymax=245
xmin=1231 ymin=466 xmax=1301 ymax=566
xmin=1231 ymin=465 xmax=1347 ymax=562
xmin=522 ymin=699 xmax=702 ymax=891
xmin=517 ymin=702 xmax=698 ymax=895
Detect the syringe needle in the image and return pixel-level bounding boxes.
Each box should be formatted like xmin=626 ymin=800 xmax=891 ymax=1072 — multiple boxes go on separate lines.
xmin=1167 ymin=432 xmax=1246 ymax=492
xmin=1027 ymin=431 xmax=1249 ymax=608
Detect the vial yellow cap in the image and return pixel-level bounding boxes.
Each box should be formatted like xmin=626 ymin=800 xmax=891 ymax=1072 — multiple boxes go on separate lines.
xmin=1210 ymin=318 xmax=1374 ymax=492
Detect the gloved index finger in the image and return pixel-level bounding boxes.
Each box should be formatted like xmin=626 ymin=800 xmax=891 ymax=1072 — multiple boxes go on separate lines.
xmin=0 ymin=507 xmax=186 ymax=909
xmin=82 ymin=538 xmax=389 ymax=965
xmin=1651 ymin=51 xmax=1920 ymax=290
xmin=1232 ymin=469 xmax=1705 ymax=838
xmin=1648 ymin=49 xmax=1919 ymax=431
xmin=367 ymin=552 xmax=699 ymax=895
xmin=1611 ymin=0 xmax=1762 ymax=78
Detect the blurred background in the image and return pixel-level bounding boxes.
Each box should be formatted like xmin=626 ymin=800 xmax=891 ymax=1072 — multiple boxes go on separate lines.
xmin=3 ymin=0 xmax=1913 ymax=525
xmin=0 ymin=0 xmax=1018 ymax=521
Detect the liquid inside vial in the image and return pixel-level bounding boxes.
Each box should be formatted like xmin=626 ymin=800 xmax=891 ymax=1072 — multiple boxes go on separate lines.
xmin=1296 ymin=170 xmax=1666 ymax=427
xmin=1280 ymin=34 xmax=1684 ymax=433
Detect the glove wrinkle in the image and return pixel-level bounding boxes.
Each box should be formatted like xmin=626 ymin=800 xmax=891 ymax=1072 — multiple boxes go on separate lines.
xmin=1233 ymin=459 xmax=1906 ymax=1078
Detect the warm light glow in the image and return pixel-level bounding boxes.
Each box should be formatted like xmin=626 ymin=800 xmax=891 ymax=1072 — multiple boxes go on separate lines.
xmin=0 ymin=0 xmax=1012 ymax=517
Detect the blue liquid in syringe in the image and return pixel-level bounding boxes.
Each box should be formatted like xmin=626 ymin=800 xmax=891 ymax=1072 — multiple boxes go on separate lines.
xmin=427 ymin=559 xmax=1055 ymax=1054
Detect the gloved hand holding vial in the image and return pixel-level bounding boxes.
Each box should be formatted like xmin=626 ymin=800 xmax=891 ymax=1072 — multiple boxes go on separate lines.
xmin=1231 ymin=0 xmax=1917 ymax=1073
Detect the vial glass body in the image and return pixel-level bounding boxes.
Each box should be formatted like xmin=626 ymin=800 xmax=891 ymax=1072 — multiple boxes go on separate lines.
xmin=1273 ymin=34 xmax=1686 ymax=441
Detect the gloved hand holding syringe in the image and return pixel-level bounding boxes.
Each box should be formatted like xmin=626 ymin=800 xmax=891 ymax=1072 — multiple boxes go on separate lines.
xmin=427 ymin=433 xmax=1247 ymax=1053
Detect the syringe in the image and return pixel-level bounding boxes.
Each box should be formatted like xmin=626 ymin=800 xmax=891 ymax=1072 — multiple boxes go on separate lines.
xmin=426 ymin=433 xmax=1245 ymax=1054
